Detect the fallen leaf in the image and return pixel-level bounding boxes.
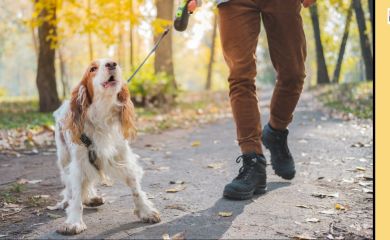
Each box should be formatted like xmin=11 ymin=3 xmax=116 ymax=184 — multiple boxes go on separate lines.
xmin=363 ymin=188 xmax=373 ymax=194
xmin=171 ymin=232 xmax=185 ymax=240
xmin=335 ymin=203 xmax=346 ymax=210
xmin=355 ymin=167 xmax=366 ymax=171
xmin=191 ymin=141 xmax=201 ymax=147
xmin=207 ymin=163 xmax=223 ymax=169
xmin=293 ymin=234 xmax=316 ymax=240
xmin=363 ymin=176 xmax=373 ymax=181
xmin=305 ymin=218 xmax=320 ymax=223
xmin=311 ymin=192 xmax=339 ymax=198
xmin=327 ymin=234 xmax=334 ymax=239
xmin=28 ymin=179 xmax=42 ymax=184
xmin=33 ymin=195 xmax=50 ymax=199
xmin=165 ymin=204 xmax=186 ymax=211
xmin=319 ymin=209 xmax=337 ymax=215
xmin=296 ymin=205 xmax=312 ymax=209
xmin=351 ymin=142 xmax=365 ymax=148
xmin=16 ymin=178 xmax=28 ymax=184
xmin=47 ymin=213 xmax=62 ymax=219
xmin=169 ymin=180 xmax=185 ymax=185
xmin=162 ymin=233 xmax=170 ymax=240
xmin=342 ymin=178 xmax=354 ymax=183
xmin=166 ymin=185 xmax=186 ymax=193
xmin=218 ymin=211 xmax=233 ymax=217
xmin=358 ymin=181 xmax=371 ymax=187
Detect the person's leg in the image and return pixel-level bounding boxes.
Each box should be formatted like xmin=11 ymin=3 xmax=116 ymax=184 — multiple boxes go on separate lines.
xmin=260 ymin=0 xmax=307 ymax=180
xmin=219 ymin=0 xmax=267 ymax=200
xmin=261 ymin=0 xmax=307 ymax=130
xmin=218 ymin=0 xmax=262 ymax=155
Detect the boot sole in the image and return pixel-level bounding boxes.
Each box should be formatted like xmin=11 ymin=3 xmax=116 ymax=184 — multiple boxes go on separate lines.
xmin=223 ymin=185 xmax=267 ymax=200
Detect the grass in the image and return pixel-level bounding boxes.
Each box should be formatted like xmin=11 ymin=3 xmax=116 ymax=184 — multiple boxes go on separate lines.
xmin=317 ymin=81 xmax=373 ymax=119
xmin=0 ymin=98 xmax=54 ymax=129
xmin=0 ymin=92 xmax=230 ymax=131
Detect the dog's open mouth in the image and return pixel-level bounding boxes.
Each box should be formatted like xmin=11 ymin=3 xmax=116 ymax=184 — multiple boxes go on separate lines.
xmin=102 ymin=75 xmax=117 ymax=88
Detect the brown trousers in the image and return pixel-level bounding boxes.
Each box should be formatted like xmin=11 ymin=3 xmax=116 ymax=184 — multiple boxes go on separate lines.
xmin=218 ymin=0 xmax=307 ymax=154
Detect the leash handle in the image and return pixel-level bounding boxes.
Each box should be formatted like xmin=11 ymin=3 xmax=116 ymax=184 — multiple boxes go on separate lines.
xmin=127 ymin=27 xmax=170 ymax=83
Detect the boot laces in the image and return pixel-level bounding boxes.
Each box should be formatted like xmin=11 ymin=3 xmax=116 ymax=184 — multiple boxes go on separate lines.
xmin=235 ymin=155 xmax=256 ymax=180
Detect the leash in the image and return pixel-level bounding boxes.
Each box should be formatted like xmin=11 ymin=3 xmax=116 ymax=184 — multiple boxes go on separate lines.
xmin=127 ymin=27 xmax=171 ymax=83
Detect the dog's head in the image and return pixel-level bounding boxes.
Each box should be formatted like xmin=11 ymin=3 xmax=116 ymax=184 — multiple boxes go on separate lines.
xmin=65 ymin=59 xmax=136 ymax=144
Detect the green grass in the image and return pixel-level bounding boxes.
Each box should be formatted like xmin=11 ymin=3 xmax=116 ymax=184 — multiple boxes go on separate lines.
xmin=0 ymin=92 xmax=228 ymax=130
xmin=0 ymin=98 xmax=54 ymax=129
xmin=317 ymin=82 xmax=373 ymax=119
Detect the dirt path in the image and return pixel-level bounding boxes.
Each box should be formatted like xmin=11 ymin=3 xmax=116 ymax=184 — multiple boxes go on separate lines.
xmin=0 ymin=89 xmax=373 ymax=239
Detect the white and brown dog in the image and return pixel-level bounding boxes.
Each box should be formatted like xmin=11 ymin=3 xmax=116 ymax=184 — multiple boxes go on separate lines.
xmin=51 ymin=59 xmax=160 ymax=235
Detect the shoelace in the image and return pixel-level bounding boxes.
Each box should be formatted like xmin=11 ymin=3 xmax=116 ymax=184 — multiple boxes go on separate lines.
xmin=235 ymin=155 xmax=256 ymax=180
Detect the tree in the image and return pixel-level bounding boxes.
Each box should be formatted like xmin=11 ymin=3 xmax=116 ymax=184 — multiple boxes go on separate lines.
xmin=333 ymin=2 xmax=353 ymax=83
xmin=310 ymin=3 xmax=330 ymax=84
xmin=205 ymin=12 xmax=217 ymax=90
xmin=368 ymin=0 xmax=373 ymax=40
xmin=154 ymin=0 xmax=177 ymax=89
xmin=353 ymin=0 xmax=373 ymax=81
xmin=35 ymin=0 xmax=61 ymax=112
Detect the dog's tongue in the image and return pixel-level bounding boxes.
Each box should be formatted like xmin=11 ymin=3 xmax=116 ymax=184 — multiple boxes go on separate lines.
xmin=103 ymin=81 xmax=116 ymax=88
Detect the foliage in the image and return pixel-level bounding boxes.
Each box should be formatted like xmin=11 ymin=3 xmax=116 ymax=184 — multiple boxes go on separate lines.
xmin=318 ymin=81 xmax=373 ymax=119
xmin=0 ymin=87 xmax=7 ymax=97
xmin=0 ymin=98 xmax=54 ymax=129
xmin=128 ymin=63 xmax=178 ymax=107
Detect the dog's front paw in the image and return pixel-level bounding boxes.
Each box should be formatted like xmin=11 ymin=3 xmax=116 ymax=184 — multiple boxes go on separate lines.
xmin=84 ymin=197 xmax=105 ymax=207
xmin=56 ymin=222 xmax=87 ymax=235
xmin=134 ymin=208 xmax=161 ymax=224
xmin=47 ymin=201 xmax=68 ymax=210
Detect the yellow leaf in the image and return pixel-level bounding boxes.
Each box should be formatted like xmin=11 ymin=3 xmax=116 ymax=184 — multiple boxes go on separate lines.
xmin=207 ymin=163 xmax=223 ymax=169
xmin=356 ymin=167 xmax=366 ymax=171
xmin=191 ymin=141 xmax=201 ymax=147
xmin=166 ymin=185 xmax=186 ymax=193
xmin=218 ymin=211 xmax=232 ymax=217
xmin=335 ymin=203 xmax=346 ymax=210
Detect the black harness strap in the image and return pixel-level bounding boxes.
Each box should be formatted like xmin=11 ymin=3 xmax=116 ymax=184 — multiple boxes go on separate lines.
xmin=80 ymin=133 xmax=100 ymax=171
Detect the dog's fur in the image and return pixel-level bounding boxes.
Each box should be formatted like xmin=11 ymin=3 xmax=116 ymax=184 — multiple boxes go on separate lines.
xmin=51 ymin=59 xmax=160 ymax=235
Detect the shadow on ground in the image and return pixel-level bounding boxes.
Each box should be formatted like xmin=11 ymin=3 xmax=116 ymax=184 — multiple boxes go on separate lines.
xmin=91 ymin=181 xmax=290 ymax=239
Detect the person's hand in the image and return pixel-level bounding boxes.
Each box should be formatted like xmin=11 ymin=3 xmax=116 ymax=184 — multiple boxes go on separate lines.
xmin=302 ymin=0 xmax=316 ymax=8
xmin=188 ymin=0 xmax=202 ymax=13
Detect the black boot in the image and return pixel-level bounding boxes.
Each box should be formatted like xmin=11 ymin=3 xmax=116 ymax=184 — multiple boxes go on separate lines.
xmin=223 ymin=153 xmax=267 ymax=200
xmin=262 ymin=123 xmax=296 ymax=180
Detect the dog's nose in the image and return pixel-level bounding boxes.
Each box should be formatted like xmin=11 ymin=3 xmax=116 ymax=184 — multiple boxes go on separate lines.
xmin=105 ymin=62 xmax=117 ymax=70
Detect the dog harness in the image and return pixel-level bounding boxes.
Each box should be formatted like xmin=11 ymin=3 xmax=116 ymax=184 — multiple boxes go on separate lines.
xmin=80 ymin=133 xmax=100 ymax=171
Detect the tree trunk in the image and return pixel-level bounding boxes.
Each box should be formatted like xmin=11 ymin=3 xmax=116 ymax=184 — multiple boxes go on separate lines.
xmin=35 ymin=0 xmax=61 ymax=112
xmin=368 ymin=0 xmax=373 ymax=40
xmin=353 ymin=0 xmax=373 ymax=81
xmin=309 ymin=4 xmax=330 ymax=84
xmin=205 ymin=13 xmax=217 ymax=90
xmin=58 ymin=46 xmax=69 ymax=98
xmin=333 ymin=2 xmax=353 ymax=84
xmin=154 ymin=0 xmax=177 ymax=89
xmin=31 ymin=25 xmax=38 ymax=60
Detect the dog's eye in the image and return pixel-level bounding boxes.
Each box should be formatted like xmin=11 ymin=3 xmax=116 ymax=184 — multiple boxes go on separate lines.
xmin=90 ymin=66 xmax=98 ymax=72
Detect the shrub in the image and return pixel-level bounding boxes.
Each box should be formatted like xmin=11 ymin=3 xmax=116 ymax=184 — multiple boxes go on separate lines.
xmin=127 ymin=64 xmax=178 ymax=107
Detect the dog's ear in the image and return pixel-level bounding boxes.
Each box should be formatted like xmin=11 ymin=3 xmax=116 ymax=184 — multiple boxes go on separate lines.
xmin=117 ymin=84 xmax=136 ymax=140
xmin=65 ymin=71 xmax=93 ymax=144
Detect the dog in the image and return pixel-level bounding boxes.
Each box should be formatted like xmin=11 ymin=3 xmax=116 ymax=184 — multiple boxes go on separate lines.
xmin=51 ymin=59 xmax=161 ymax=235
